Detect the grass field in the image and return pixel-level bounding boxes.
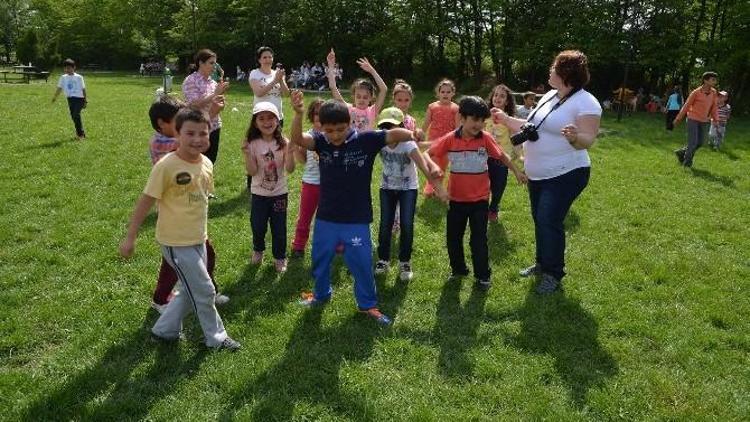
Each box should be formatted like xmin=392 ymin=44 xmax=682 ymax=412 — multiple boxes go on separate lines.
xmin=1 ymin=73 xmax=749 ymax=420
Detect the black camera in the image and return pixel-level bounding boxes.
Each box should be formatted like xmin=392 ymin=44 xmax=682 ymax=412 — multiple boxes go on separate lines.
xmin=510 ymin=122 xmax=539 ymax=146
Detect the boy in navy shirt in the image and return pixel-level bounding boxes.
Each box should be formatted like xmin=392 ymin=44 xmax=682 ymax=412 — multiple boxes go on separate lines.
xmin=290 ymin=91 xmax=421 ymax=325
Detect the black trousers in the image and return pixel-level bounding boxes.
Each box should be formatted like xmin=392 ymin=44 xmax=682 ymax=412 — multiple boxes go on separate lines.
xmin=446 ymin=200 xmax=490 ymax=280
xmin=249 ymin=191 xmax=288 ymax=260
xmin=205 ymin=128 xmax=221 ymax=163
xmin=67 ymin=97 xmax=85 ymax=137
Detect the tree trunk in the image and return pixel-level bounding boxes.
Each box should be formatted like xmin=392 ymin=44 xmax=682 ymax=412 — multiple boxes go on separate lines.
xmin=682 ymin=0 xmax=708 ymax=88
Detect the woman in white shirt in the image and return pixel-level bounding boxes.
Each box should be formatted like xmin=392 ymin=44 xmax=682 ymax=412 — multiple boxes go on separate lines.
xmin=249 ymin=46 xmax=290 ymax=126
xmin=492 ymin=50 xmax=602 ymax=294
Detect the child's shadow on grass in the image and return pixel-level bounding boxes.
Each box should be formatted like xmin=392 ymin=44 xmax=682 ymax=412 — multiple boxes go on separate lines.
xmin=209 ymin=190 xmax=248 ymax=219
xmin=23 ymin=137 xmax=78 ymax=150
xmin=505 ymin=287 xmax=619 ymax=408
xmin=218 ymin=274 xmax=410 ymax=421
xmin=433 ymin=277 xmax=488 ymax=379
xmin=488 ymin=222 xmax=518 ymax=266
xmin=20 ymin=314 xmax=209 ymax=421
xmin=690 ymin=167 xmax=736 ymax=189
xmin=416 ymin=197 xmax=446 ymax=227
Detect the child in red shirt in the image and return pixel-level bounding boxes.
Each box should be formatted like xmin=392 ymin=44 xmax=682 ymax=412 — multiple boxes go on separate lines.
xmin=429 ymin=96 xmax=526 ymax=290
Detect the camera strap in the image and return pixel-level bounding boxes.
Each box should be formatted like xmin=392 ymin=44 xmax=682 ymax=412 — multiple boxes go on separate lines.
xmin=526 ymin=88 xmax=581 ymax=131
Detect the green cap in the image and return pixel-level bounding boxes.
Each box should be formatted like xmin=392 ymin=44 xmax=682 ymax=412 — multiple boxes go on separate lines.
xmin=377 ymin=107 xmax=405 ymax=127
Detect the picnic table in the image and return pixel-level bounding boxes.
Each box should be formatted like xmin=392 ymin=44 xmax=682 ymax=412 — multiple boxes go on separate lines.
xmin=0 ymin=66 xmax=50 ymax=83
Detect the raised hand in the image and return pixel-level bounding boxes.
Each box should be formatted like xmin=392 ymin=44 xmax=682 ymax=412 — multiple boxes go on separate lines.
xmin=291 ymin=89 xmax=305 ymax=113
xmin=215 ymin=80 xmax=229 ymax=95
xmin=356 ymin=57 xmax=375 ymax=74
xmin=327 ymin=49 xmax=336 ymax=68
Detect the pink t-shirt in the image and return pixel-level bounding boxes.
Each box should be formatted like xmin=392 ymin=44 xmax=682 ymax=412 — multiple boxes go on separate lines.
xmin=247 ymin=138 xmax=289 ymax=197
xmin=428 ymin=101 xmax=459 ymax=141
xmin=349 ymin=105 xmax=378 ymax=131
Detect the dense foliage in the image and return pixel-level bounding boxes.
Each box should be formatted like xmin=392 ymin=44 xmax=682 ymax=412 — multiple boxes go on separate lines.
xmin=2 ymin=0 xmax=748 ymax=109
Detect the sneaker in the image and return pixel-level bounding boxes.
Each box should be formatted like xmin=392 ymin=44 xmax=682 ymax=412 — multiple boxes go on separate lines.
xmin=398 ymin=261 xmax=413 ymax=282
xmin=215 ymin=294 xmax=230 ymax=306
xmin=211 ymin=337 xmax=241 ymax=351
xmin=374 ymin=260 xmax=389 ymax=275
xmin=674 ymin=149 xmax=685 ymax=164
xmin=298 ymin=291 xmax=329 ymax=307
xmin=250 ymin=251 xmax=263 ymax=265
xmin=359 ymin=307 xmax=393 ymax=326
xmin=275 ymin=258 xmax=288 ymax=273
xmin=488 ymin=210 xmax=498 ymax=222
xmin=519 ymin=264 xmax=539 ymax=278
xmin=535 ymin=273 xmax=562 ymax=294
xmin=475 ymin=278 xmax=492 ymax=291
xmin=450 ymin=268 xmax=470 ymax=279
xmin=207 ymin=193 xmax=217 ymax=200
xmin=151 ymin=301 xmax=168 ymax=314
xmin=291 ymin=249 xmax=305 ymax=259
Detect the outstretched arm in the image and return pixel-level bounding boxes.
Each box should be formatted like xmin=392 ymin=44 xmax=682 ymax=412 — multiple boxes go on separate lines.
xmin=385 ymin=128 xmax=414 ymax=146
xmin=290 ymin=90 xmax=316 ymax=150
xmin=327 ymin=49 xmax=345 ymax=102
xmin=358 ymin=57 xmax=387 ymax=114
xmin=119 ymin=194 xmax=157 ymax=258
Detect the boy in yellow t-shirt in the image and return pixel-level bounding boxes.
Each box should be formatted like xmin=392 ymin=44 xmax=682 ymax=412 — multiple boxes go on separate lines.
xmin=119 ymin=108 xmax=239 ymax=351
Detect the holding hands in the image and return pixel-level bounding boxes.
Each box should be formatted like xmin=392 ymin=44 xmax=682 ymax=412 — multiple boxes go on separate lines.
xmin=291 ymin=89 xmax=305 ymax=114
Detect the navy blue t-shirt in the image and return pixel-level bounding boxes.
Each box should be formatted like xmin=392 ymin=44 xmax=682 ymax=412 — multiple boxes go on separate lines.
xmin=314 ymin=129 xmax=387 ymax=223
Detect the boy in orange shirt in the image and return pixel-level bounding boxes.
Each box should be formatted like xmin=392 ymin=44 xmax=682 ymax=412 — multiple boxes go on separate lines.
xmin=673 ymin=72 xmax=720 ymax=167
xmin=429 ymin=96 xmax=527 ymax=290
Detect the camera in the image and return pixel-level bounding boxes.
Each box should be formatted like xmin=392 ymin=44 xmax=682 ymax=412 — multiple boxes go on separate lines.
xmin=510 ymin=122 xmax=539 ymax=146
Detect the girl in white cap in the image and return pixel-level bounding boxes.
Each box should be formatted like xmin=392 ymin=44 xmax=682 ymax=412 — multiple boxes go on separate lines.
xmin=242 ymin=102 xmax=296 ymax=272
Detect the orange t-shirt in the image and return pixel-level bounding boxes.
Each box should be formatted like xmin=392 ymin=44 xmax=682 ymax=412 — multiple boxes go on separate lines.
xmin=429 ymin=129 xmax=504 ymax=202
xmin=682 ymin=87 xmax=719 ymax=123
xmin=428 ymin=101 xmax=459 ymax=141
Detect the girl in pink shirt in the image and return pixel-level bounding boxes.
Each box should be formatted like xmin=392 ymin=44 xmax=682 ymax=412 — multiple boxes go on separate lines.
xmin=422 ymin=79 xmax=460 ymax=196
xmin=242 ymin=102 xmax=296 ymax=273
xmin=327 ymin=48 xmax=387 ymax=131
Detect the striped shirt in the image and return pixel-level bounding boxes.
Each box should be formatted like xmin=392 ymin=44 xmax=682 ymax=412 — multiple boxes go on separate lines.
xmin=429 ymin=128 xmax=504 ymax=202
xmin=149 ymin=132 xmax=177 ymax=165
xmin=182 ymin=72 xmax=221 ymax=131
xmin=717 ymin=104 xmax=731 ymax=124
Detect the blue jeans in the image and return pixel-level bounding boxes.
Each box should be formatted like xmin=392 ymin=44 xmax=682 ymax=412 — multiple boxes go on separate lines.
xmin=311 ymin=219 xmax=378 ymax=309
xmin=377 ymin=189 xmax=418 ymax=262
xmin=528 ymin=167 xmax=590 ymax=280
xmin=488 ymin=158 xmax=508 ymax=213
xmin=66 ymin=97 xmax=85 ymax=137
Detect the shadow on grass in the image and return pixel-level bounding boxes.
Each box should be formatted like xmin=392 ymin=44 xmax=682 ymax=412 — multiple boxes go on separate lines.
xmin=218 ymin=274 xmax=410 ymax=420
xmin=433 ymin=277 xmax=488 ymax=379
xmin=509 ymin=287 xmax=618 ymax=407
xmin=565 ymin=209 xmax=580 ymax=233
xmin=20 ymin=313 xmax=209 ymax=421
xmin=209 ymin=190 xmax=249 ymax=219
xmin=416 ymin=196 xmax=446 ymax=227
xmin=690 ymin=167 xmax=736 ymax=188
xmin=717 ymin=147 xmax=741 ymax=161
xmin=488 ymin=222 xmax=517 ymax=266
xmin=24 ymin=138 xmax=78 ymax=150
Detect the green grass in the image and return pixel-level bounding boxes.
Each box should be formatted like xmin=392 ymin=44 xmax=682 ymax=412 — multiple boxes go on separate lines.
xmin=1 ymin=73 xmax=749 ymax=420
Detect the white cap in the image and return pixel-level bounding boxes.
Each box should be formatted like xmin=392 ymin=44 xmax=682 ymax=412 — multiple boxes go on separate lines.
xmin=252 ymin=101 xmax=280 ymax=119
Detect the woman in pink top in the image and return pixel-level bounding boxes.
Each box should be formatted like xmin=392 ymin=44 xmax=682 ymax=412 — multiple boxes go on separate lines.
xmin=182 ymin=49 xmax=228 ymax=163
xmin=422 ymin=79 xmax=460 ymax=196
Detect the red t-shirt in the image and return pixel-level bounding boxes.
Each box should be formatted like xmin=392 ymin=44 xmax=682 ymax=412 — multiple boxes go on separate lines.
xmin=429 ymin=129 xmax=504 ymax=202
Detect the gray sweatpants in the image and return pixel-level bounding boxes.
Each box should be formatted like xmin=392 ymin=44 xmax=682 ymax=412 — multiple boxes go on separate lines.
xmin=680 ymin=118 xmax=708 ymax=166
xmin=152 ymin=243 xmax=228 ymax=347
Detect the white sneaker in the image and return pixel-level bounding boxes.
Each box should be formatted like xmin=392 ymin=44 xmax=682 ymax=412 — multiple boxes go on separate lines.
xmin=374 ymin=260 xmax=389 ymax=274
xmin=215 ymin=294 xmax=230 ymax=306
xmin=151 ymin=301 xmax=168 ymax=314
xmin=399 ymin=261 xmax=414 ymax=281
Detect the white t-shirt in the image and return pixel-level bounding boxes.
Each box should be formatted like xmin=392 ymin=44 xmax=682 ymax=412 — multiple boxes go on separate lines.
xmin=249 ymin=68 xmax=283 ymax=120
xmin=57 ymin=73 xmax=85 ymax=98
xmin=380 ymin=141 xmax=419 ymax=190
xmin=302 ymin=131 xmax=321 ymax=185
xmin=522 ymin=89 xmax=602 ymax=180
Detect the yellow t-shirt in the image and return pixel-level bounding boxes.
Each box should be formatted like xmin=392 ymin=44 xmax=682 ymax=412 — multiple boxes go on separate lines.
xmin=144 ymin=152 xmax=214 ymax=246
xmin=486 ymin=121 xmax=521 ymax=162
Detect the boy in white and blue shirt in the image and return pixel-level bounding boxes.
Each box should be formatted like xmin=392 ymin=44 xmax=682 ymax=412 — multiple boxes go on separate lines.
xmin=52 ymin=58 xmax=87 ymax=139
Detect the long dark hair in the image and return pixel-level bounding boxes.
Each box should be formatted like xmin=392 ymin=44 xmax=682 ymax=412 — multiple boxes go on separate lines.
xmin=245 ymin=113 xmax=287 ymax=150
xmin=486 ymin=84 xmax=516 ymax=117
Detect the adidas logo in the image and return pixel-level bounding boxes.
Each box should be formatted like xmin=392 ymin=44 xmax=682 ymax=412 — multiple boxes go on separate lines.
xmin=351 ymin=236 xmax=363 ymax=247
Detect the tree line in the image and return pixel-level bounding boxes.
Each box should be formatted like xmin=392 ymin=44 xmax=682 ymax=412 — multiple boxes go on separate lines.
xmin=2 ymin=0 xmax=748 ymax=111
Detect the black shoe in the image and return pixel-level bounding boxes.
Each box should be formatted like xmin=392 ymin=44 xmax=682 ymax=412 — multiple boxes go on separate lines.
xmin=475 ymin=278 xmax=491 ymax=291
xmin=535 ymin=273 xmax=562 ymax=295
xmin=211 ymin=337 xmax=241 ymax=352
xmin=674 ymin=149 xmax=685 ymax=164
xmin=450 ymin=268 xmax=470 ymax=279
